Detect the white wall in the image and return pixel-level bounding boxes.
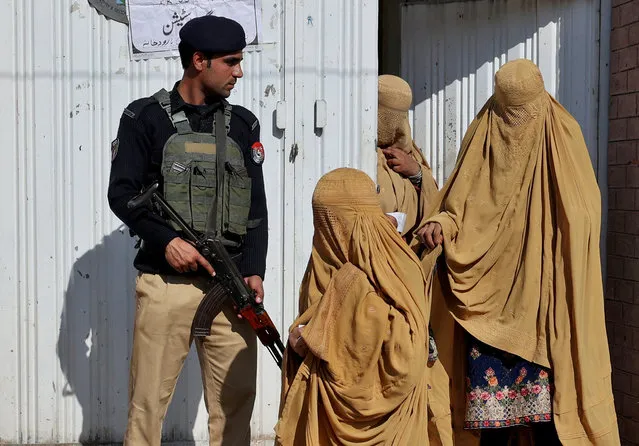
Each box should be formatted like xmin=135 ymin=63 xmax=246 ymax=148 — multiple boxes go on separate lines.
xmin=0 ymin=0 xmax=378 ymax=443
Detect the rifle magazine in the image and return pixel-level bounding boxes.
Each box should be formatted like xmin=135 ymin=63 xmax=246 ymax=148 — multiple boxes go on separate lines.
xmin=191 ymin=281 xmax=229 ymax=337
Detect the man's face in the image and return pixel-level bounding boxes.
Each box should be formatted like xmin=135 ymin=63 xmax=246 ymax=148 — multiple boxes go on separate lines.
xmin=194 ymin=51 xmax=244 ymax=98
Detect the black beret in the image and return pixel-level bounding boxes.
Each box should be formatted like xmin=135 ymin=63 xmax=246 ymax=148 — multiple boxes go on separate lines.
xmin=179 ymin=15 xmax=246 ymax=54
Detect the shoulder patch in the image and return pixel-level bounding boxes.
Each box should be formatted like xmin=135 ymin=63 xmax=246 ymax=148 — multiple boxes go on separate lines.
xmin=250 ymin=142 xmax=265 ymax=165
xmin=122 ymin=96 xmax=157 ymax=120
xmin=232 ymin=105 xmax=259 ymax=132
xmin=111 ymin=138 xmax=119 ymax=162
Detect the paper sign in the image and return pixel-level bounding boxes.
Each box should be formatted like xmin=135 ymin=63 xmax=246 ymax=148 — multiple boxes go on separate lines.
xmin=127 ymin=0 xmax=262 ymax=60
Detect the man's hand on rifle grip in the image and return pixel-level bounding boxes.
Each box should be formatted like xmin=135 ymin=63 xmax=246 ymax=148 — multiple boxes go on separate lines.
xmin=165 ymin=237 xmax=216 ymax=276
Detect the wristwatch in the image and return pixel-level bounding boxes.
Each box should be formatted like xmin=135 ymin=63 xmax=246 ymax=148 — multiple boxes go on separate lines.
xmin=408 ymin=169 xmax=423 ymax=185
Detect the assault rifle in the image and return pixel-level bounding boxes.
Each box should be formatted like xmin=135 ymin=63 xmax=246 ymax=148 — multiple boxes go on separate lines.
xmin=127 ymin=182 xmax=285 ymax=368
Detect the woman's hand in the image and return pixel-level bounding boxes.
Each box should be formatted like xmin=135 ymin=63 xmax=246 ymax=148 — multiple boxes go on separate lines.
xmin=288 ymin=325 xmax=308 ymax=357
xmin=417 ymin=222 xmax=444 ymax=249
xmin=382 ymin=146 xmax=421 ymax=177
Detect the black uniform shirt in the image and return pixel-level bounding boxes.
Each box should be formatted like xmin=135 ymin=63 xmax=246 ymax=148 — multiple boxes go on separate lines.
xmin=108 ymin=83 xmax=268 ymax=278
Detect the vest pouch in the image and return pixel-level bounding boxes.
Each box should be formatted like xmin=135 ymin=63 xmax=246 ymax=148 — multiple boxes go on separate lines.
xmin=162 ymin=157 xmax=193 ymax=231
xmin=223 ymin=161 xmax=252 ymax=238
xmin=189 ymin=159 xmax=218 ymax=232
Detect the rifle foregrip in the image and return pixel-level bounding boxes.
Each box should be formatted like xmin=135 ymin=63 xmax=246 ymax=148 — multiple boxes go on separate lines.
xmin=239 ymin=306 xmax=281 ymax=346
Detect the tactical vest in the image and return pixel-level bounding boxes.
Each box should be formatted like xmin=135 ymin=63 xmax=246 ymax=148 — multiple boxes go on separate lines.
xmin=154 ymin=89 xmax=253 ymax=248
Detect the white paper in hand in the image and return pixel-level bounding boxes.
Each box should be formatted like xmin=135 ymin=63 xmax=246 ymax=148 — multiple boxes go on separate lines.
xmin=386 ymin=212 xmax=407 ymax=233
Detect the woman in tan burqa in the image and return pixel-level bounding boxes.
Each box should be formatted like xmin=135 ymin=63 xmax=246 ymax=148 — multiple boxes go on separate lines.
xmin=418 ymin=59 xmax=619 ymax=445
xmin=274 ymin=168 xmax=431 ymax=445
xmin=377 ymin=74 xmax=438 ymax=243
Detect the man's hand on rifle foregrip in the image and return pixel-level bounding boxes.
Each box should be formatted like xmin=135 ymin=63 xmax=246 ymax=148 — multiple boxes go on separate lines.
xmin=244 ymin=275 xmax=264 ymax=303
xmin=165 ymin=237 xmax=216 ymax=276
xmin=234 ymin=275 xmax=264 ymax=319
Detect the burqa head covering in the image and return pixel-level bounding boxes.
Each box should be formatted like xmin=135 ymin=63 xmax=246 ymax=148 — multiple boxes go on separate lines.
xmin=376 ymin=75 xmax=439 ymax=238
xmin=275 ymin=168 xmax=431 ymax=445
xmin=423 ymin=59 xmax=618 ymax=444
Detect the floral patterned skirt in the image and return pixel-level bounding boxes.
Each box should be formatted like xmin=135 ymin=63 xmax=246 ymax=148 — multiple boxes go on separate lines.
xmin=464 ymin=337 xmax=553 ymax=430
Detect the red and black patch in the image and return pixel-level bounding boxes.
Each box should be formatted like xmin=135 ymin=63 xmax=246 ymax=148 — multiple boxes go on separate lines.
xmin=251 ymin=142 xmax=265 ymax=165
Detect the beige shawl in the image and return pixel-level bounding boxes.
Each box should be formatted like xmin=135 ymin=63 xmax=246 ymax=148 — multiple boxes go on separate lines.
xmin=275 ymin=168 xmax=431 ymax=445
xmin=421 ymin=59 xmax=619 ymax=444
xmin=377 ymin=74 xmax=439 ymax=240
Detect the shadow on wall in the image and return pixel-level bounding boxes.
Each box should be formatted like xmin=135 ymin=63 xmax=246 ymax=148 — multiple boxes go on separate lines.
xmin=56 ymin=227 xmax=204 ymax=444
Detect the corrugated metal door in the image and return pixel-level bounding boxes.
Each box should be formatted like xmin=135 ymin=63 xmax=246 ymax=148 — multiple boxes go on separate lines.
xmin=401 ymin=0 xmax=603 ymax=186
xmin=287 ymin=0 xmax=379 ymax=323
xmin=0 ymin=0 xmax=378 ymax=444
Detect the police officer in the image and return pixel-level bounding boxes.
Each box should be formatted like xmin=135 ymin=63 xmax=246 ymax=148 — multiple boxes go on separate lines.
xmin=108 ymin=16 xmax=267 ymax=446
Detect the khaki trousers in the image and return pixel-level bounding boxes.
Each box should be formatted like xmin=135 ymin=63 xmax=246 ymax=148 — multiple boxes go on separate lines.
xmin=124 ymin=273 xmax=257 ymax=446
